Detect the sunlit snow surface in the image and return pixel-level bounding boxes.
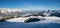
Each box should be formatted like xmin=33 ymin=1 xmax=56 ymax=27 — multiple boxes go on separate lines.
xmin=6 ymin=16 xmax=60 ymax=23
xmin=0 ymin=16 xmax=60 ymax=28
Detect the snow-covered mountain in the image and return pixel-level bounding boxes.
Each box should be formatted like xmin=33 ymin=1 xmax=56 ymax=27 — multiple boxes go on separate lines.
xmin=0 ymin=8 xmax=60 ymax=22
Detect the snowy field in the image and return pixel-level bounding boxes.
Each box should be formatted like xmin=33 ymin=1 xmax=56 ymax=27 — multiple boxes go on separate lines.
xmin=6 ymin=16 xmax=60 ymax=23
xmin=0 ymin=16 xmax=60 ymax=28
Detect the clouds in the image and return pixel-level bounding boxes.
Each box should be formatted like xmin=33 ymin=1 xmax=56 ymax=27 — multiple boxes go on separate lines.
xmin=0 ymin=8 xmax=23 ymax=14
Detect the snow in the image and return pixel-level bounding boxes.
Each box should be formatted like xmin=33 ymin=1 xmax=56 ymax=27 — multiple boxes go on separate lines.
xmin=6 ymin=16 xmax=60 ymax=23
xmin=6 ymin=17 xmax=30 ymax=22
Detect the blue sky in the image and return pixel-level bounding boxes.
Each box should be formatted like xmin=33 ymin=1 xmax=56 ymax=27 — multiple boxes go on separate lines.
xmin=0 ymin=0 xmax=60 ymax=10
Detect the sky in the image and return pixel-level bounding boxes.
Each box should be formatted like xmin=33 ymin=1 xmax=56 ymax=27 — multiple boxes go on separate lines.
xmin=0 ymin=0 xmax=60 ymax=10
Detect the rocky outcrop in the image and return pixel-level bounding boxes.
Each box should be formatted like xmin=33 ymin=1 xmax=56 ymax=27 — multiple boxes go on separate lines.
xmin=24 ymin=18 xmax=40 ymax=23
